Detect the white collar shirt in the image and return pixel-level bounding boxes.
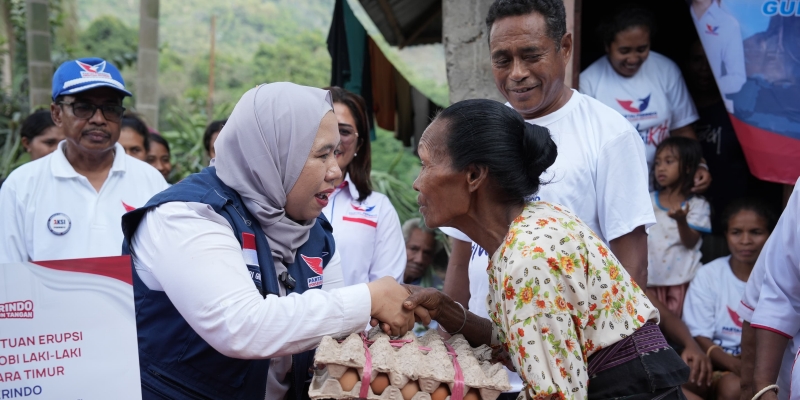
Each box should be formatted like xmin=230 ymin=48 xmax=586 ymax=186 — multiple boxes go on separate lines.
xmin=0 ymin=141 xmax=169 ymax=262
xmin=691 ymin=1 xmax=746 ymax=112
xmin=321 ymin=173 xmax=406 ymax=286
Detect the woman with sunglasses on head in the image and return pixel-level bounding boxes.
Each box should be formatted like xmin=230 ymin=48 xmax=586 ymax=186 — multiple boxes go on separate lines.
xmin=320 ymin=86 xmax=406 ymax=288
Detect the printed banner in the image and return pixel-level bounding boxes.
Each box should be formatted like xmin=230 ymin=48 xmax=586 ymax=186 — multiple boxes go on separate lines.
xmin=0 ymin=257 xmax=141 ymax=399
xmin=691 ymin=0 xmax=800 ymax=184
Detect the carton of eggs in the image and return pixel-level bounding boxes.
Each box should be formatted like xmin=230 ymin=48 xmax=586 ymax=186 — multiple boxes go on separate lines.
xmin=308 ymin=328 xmax=512 ymax=400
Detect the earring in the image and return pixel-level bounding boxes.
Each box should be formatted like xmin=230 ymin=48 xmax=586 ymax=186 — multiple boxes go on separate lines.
xmin=354 ymin=152 xmax=358 ymax=156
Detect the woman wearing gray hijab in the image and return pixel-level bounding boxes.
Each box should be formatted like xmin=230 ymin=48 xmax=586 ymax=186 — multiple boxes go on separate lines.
xmin=121 ymin=82 xmax=414 ymax=400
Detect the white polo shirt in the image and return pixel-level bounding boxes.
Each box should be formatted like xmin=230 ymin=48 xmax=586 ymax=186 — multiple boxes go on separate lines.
xmin=0 ymin=141 xmax=168 ymax=262
xmin=321 ymin=174 xmax=405 ymax=286
xmin=691 ymin=1 xmax=746 ymax=112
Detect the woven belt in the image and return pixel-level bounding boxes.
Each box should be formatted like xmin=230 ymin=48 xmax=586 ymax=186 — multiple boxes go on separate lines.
xmin=587 ymin=322 xmax=669 ymax=377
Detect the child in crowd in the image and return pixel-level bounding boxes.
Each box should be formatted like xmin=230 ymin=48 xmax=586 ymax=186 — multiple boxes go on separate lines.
xmin=682 ymin=199 xmax=776 ymax=400
xmin=647 ymin=137 xmax=711 ymax=317
xmin=146 ymin=133 xmax=172 ymax=182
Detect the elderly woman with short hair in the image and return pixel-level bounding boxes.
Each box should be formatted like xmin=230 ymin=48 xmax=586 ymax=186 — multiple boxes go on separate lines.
xmin=405 ymin=99 xmax=689 ymax=399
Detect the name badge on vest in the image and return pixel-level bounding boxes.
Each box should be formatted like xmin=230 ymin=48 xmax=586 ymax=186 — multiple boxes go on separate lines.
xmin=241 ymin=233 xmax=262 ymax=288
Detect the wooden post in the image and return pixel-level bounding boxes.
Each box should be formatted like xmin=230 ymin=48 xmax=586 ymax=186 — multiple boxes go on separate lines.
xmin=207 ymin=15 xmax=215 ymax=122
xmin=135 ymin=0 xmax=160 ymax=128
xmin=0 ymin=1 xmax=14 ymax=93
xmin=25 ymin=0 xmax=52 ymax=109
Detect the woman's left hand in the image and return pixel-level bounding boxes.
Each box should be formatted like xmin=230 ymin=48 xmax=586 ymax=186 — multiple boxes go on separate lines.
xmin=691 ymin=166 xmax=712 ymax=193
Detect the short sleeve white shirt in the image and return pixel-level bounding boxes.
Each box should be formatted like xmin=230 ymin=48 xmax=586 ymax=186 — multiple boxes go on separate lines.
xmin=647 ymin=192 xmax=711 ymax=286
xmin=321 ymin=174 xmax=406 ymax=286
xmin=0 ymin=141 xmax=169 ymax=263
xmin=682 ymin=256 xmax=746 ymax=355
xmin=691 ymin=2 xmax=746 ymax=111
xmin=580 ymin=52 xmax=700 ymax=170
xmin=750 ymin=178 xmax=800 ymax=338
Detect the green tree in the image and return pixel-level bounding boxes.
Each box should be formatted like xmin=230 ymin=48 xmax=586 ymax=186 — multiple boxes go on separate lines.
xmin=251 ymin=29 xmax=330 ymax=88
xmin=76 ymin=15 xmax=137 ymax=69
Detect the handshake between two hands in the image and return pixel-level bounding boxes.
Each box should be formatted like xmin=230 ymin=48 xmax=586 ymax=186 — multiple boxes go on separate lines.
xmin=365 ymin=277 xmax=448 ymax=337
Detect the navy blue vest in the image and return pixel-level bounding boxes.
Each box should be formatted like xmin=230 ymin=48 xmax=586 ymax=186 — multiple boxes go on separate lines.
xmin=121 ymin=167 xmax=334 ymax=400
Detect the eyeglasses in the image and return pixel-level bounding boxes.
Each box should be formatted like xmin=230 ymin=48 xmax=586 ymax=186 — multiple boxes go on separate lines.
xmin=58 ymin=102 xmax=126 ymax=122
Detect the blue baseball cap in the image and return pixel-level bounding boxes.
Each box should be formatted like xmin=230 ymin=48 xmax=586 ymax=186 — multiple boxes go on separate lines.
xmin=51 ymin=57 xmax=132 ymax=100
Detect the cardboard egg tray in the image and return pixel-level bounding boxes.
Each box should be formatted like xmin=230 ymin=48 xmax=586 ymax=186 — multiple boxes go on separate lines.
xmin=309 ymin=328 xmax=511 ymax=400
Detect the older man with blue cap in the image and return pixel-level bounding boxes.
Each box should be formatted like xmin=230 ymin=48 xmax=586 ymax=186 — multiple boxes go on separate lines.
xmin=0 ymin=57 xmax=168 ymax=263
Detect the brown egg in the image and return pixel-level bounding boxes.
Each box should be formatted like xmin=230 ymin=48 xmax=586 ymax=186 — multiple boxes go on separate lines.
xmin=400 ymin=380 xmax=420 ymax=400
xmin=338 ymin=368 xmax=360 ymax=392
xmin=431 ymin=383 xmax=451 ymax=400
xmin=463 ymin=388 xmax=482 ymax=400
xmin=370 ymin=373 xmax=390 ymax=395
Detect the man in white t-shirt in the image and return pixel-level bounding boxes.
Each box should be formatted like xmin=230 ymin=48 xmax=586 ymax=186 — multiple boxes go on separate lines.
xmin=690 ymin=0 xmax=746 ymax=113
xmin=443 ymin=0 xmax=654 ymax=309
xmin=0 ymin=57 xmax=168 ymax=263
xmin=438 ymin=0 xmax=714 ymax=395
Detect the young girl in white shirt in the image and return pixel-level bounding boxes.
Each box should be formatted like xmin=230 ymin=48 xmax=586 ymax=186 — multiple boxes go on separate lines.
xmin=647 ymin=137 xmax=712 ymax=317
xmin=682 ymin=199 xmax=776 ymax=400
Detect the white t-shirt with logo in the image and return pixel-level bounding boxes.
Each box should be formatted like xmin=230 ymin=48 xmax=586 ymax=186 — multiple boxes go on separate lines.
xmin=321 ymin=173 xmax=405 ymax=286
xmin=691 ymin=1 xmax=746 ymax=112
xmin=0 ymin=141 xmax=168 ymax=263
xmin=647 ymin=192 xmax=711 ymax=286
xmin=682 ymin=256 xmax=746 ymax=355
xmin=580 ymin=52 xmax=700 ymax=170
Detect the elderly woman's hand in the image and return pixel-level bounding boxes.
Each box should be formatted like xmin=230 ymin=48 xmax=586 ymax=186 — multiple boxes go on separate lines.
xmin=401 ymin=285 xmax=450 ymax=326
xmin=366 ymin=277 xmax=416 ymax=336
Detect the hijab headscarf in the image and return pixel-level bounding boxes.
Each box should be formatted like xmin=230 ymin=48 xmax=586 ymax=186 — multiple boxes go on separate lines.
xmin=215 ymin=82 xmax=333 ymax=265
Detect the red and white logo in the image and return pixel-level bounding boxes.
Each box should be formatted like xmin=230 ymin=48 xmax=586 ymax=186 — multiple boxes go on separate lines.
xmin=241 ymin=233 xmax=259 ymax=266
xmin=301 ymin=254 xmax=324 ymax=275
xmin=76 ymin=60 xmax=112 ymax=79
xmin=122 ymin=201 xmax=136 ymax=212
xmin=727 ymin=306 xmax=743 ymax=328
xmin=0 ymin=300 xmax=34 ymax=319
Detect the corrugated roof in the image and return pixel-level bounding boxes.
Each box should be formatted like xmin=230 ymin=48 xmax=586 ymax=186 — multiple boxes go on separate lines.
xmin=357 ymin=0 xmax=442 ymax=48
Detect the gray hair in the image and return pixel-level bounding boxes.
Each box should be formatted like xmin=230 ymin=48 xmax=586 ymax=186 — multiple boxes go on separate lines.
xmin=402 ymin=218 xmax=444 ymax=254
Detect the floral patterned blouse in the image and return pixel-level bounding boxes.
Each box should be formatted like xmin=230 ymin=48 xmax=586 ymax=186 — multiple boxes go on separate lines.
xmin=487 ymin=202 xmax=659 ymax=399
